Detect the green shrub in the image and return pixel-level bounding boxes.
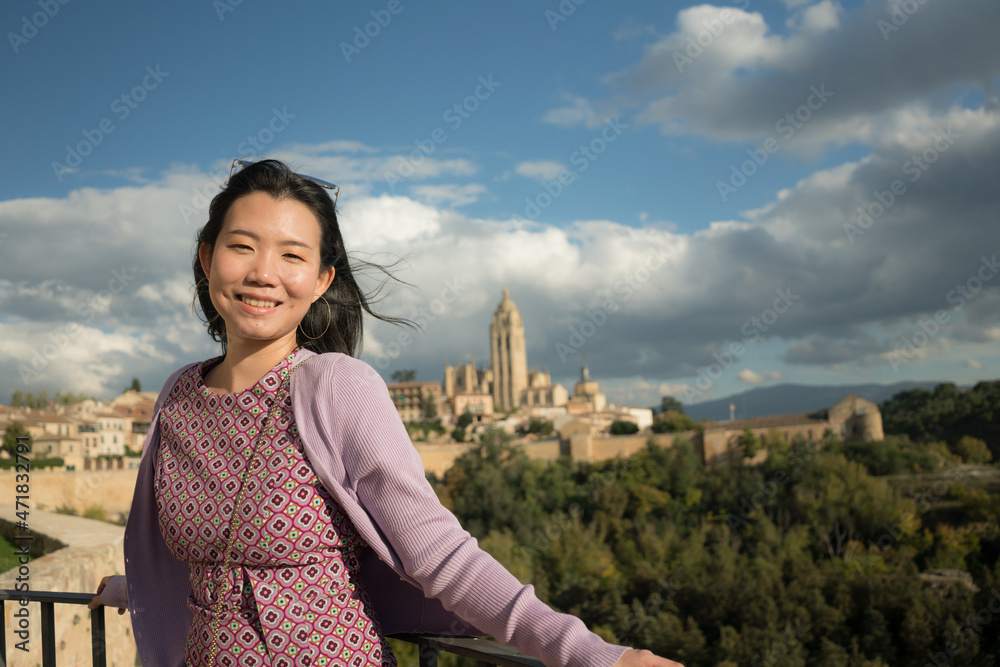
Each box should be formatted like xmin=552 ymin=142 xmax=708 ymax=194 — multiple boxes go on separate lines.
xmin=610 ymin=420 xmax=639 ymax=435
xmin=955 ymin=435 xmax=992 ymax=464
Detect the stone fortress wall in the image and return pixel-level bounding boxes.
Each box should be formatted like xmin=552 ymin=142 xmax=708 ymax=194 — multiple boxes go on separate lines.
xmin=0 ymin=469 xmax=138 ymax=521
xmin=0 ymin=504 xmax=136 ymax=666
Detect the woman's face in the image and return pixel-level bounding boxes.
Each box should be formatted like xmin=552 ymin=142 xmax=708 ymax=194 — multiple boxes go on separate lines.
xmin=199 ymin=192 xmax=335 ymax=351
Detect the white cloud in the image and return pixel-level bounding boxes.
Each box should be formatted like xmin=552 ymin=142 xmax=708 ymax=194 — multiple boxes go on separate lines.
xmin=801 ymin=1 xmax=841 ymax=32
xmin=410 ymin=184 xmax=486 ymax=207
xmin=542 ymin=95 xmax=607 ymax=129
xmin=515 ymin=161 xmax=570 ymax=182
xmin=967 ymin=358 xmax=982 ymax=369
xmin=613 ymin=20 xmax=656 ymax=41
xmin=1 ymin=112 xmax=997 ymax=402
xmin=565 ymin=1 xmax=999 ymax=150
xmin=737 ymin=369 xmax=784 ymax=385
xmin=286 ymin=140 xmax=378 ymax=154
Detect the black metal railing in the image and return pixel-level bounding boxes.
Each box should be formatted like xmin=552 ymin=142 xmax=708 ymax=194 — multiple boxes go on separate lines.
xmin=391 ymin=634 xmax=545 ymax=667
xmin=0 ymin=590 xmax=106 ymax=667
xmin=0 ymin=590 xmax=545 ymax=667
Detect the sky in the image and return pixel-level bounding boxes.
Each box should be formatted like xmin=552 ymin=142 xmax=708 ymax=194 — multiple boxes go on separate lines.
xmin=0 ymin=0 xmax=998 ymax=412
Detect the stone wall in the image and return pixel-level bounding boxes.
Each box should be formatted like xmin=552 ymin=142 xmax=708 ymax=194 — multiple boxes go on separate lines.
xmin=414 ymin=440 xmax=563 ymax=476
xmin=590 ymin=433 xmax=679 ymax=462
xmin=703 ymin=424 xmax=822 ymax=465
xmin=0 ymin=469 xmax=138 ymax=522
xmin=0 ymin=504 xmax=136 ymax=666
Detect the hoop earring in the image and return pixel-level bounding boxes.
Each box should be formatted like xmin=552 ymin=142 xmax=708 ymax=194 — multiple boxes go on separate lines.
xmin=298 ymin=295 xmax=331 ymax=340
xmin=192 ymin=278 xmax=220 ymax=324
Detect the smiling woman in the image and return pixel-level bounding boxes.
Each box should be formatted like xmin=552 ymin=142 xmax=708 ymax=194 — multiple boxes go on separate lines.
xmin=86 ymin=159 xmax=684 ymax=667
xmin=196 ymin=192 xmax=335 ymax=393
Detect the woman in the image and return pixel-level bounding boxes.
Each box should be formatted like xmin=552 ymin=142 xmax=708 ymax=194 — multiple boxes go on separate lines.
xmin=89 ymin=159 xmax=684 ymax=667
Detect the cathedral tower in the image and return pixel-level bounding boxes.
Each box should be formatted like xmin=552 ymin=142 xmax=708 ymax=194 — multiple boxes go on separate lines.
xmin=489 ymin=287 xmax=528 ymax=411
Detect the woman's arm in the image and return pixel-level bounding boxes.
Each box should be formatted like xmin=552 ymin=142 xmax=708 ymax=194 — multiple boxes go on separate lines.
xmin=88 ymin=574 xmax=128 ymax=614
xmin=328 ymin=358 xmax=683 ymax=667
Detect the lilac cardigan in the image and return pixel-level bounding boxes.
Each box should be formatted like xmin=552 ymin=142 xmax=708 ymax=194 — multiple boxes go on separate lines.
xmin=100 ymin=349 xmax=629 ymax=667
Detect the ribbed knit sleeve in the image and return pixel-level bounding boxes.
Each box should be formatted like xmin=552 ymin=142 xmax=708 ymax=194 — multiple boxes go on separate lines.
xmin=323 ymin=356 xmax=629 ymax=667
xmin=100 ymin=574 xmax=128 ymax=608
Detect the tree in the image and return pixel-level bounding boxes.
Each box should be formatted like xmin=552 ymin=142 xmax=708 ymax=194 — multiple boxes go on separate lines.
xmin=740 ymin=428 xmax=759 ymax=459
xmin=391 ymin=369 xmax=416 ymax=382
xmin=125 ymin=377 xmax=141 ymax=393
xmin=457 ymin=410 xmax=474 ymax=429
xmin=660 ymin=396 xmax=685 ymax=414
xmin=955 ymin=435 xmax=992 ymax=464
xmin=422 ymin=395 xmax=438 ymax=421
xmin=10 ymin=389 xmax=22 ymax=407
xmin=652 ymin=411 xmax=703 ymax=433
xmin=2 ymin=421 xmax=31 ymax=457
xmin=527 ymin=419 xmax=553 ymax=436
xmin=610 ymin=420 xmax=639 ymax=435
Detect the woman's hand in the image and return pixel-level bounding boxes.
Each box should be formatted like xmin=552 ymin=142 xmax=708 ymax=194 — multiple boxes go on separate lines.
xmin=613 ymin=648 xmax=684 ymax=667
xmin=88 ymin=575 xmax=126 ymax=615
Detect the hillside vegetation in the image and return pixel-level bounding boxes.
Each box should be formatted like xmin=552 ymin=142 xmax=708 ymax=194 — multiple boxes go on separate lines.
xmin=426 ymin=383 xmax=1000 ymax=666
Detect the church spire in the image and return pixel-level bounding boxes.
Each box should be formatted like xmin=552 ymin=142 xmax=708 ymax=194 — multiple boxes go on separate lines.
xmin=490 ymin=287 xmax=527 ymax=411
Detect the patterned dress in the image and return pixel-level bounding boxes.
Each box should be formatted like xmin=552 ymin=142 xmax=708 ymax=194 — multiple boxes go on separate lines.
xmin=154 ymin=351 xmax=397 ymax=667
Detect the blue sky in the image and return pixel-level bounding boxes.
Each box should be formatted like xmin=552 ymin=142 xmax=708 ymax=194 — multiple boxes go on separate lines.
xmin=1 ymin=0 xmax=998 ymax=411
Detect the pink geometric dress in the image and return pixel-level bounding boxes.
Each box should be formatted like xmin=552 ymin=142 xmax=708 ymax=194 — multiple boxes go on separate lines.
xmin=154 ymin=351 xmax=397 ymax=667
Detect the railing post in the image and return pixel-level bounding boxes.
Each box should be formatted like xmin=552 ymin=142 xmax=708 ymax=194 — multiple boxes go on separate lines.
xmin=91 ymin=605 xmax=107 ymax=667
xmin=41 ymin=600 xmax=56 ymax=667
xmin=418 ymin=642 xmax=439 ymax=667
xmin=0 ymin=598 xmax=6 ymax=666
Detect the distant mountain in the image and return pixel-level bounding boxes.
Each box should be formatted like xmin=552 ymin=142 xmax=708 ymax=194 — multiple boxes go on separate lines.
xmin=684 ymin=381 xmax=948 ymax=422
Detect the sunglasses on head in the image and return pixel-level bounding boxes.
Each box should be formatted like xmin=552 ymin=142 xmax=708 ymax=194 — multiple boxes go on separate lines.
xmin=229 ymin=158 xmax=340 ymax=206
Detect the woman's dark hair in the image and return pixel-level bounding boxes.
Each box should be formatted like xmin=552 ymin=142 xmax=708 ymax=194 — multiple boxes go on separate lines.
xmin=193 ymin=159 xmax=411 ymax=356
